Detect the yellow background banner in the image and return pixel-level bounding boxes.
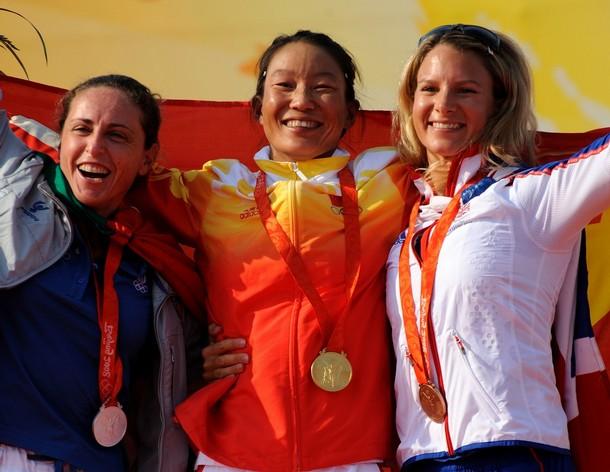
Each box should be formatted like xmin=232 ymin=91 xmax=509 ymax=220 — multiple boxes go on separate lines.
xmin=1 ymin=0 xmax=609 ymax=322
xmin=2 ymin=0 xmax=608 ymax=131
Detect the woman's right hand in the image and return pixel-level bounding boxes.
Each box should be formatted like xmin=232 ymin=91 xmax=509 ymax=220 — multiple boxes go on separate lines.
xmin=202 ymin=323 xmax=249 ymax=382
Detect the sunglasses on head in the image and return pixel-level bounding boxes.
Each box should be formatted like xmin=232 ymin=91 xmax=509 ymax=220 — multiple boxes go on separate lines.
xmin=418 ymin=24 xmax=501 ymax=53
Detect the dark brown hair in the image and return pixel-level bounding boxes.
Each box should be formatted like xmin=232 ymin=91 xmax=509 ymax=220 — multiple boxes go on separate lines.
xmin=57 ymin=74 xmax=161 ymax=150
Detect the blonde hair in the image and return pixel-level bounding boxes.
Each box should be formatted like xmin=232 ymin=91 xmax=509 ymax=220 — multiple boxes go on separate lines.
xmin=393 ymin=27 xmax=537 ymax=170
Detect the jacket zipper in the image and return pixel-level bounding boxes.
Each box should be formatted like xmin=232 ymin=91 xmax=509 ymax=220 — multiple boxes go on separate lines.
xmin=153 ymin=289 xmax=170 ymax=472
xmin=287 ymin=172 xmax=303 ymax=470
xmin=451 ymin=329 xmax=501 ymax=418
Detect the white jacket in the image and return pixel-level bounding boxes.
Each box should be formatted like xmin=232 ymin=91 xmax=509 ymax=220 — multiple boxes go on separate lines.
xmin=386 ymin=138 xmax=610 ymax=467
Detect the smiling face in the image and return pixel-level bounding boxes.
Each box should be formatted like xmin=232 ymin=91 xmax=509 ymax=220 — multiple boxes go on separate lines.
xmin=258 ymin=41 xmax=355 ymax=162
xmin=59 ymin=86 xmax=157 ymax=217
xmin=413 ymin=43 xmax=496 ymax=164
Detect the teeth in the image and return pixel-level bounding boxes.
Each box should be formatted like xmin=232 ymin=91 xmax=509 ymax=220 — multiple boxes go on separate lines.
xmin=78 ymin=163 xmax=108 ymax=173
xmin=285 ymin=120 xmax=318 ymax=129
xmin=431 ymin=122 xmax=462 ymax=129
xmin=77 ymin=163 xmax=110 ymax=177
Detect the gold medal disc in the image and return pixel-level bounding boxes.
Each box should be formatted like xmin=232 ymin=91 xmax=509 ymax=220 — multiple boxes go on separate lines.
xmin=310 ymin=350 xmax=352 ymax=392
xmin=418 ymin=383 xmax=447 ymax=423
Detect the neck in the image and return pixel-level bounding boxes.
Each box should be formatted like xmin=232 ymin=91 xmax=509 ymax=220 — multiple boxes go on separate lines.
xmin=424 ymin=152 xmax=452 ymax=196
xmin=269 ymin=147 xmax=337 ymax=162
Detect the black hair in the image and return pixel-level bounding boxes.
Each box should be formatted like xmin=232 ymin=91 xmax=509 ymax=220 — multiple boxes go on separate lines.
xmin=250 ymin=30 xmax=360 ymax=118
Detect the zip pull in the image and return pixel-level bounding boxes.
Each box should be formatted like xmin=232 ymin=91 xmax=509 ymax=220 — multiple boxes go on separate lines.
xmin=290 ymin=162 xmax=308 ymax=181
xmin=406 ymin=351 xmax=415 ymax=365
xmin=453 ymin=333 xmax=466 ymax=354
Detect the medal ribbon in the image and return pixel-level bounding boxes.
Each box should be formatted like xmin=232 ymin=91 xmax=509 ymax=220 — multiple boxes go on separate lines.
xmin=42 ymin=155 xmax=132 ymax=408
xmin=254 ymin=167 xmax=361 ymax=351
xmin=96 ymin=220 xmax=132 ymax=406
xmin=398 ymin=174 xmax=481 ymax=386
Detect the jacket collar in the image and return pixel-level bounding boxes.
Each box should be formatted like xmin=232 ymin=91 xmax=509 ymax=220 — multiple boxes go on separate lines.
xmin=254 ymin=146 xmax=350 ymax=183
xmin=413 ymin=152 xmax=484 ymax=201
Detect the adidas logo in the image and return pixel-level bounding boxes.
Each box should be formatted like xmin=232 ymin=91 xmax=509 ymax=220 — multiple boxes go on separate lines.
xmin=330 ymin=205 xmax=363 ymax=216
xmin=240 ymin=207 xmax=259 ymax=220
xmin=328 ymin=195 xmax=362 ymax=215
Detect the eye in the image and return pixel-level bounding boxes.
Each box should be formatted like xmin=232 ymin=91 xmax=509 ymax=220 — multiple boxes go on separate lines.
xmin=457 ymin=87 xmax=477 ymax=94
xmin=314 ymin=83 xmax=335 ymax=92
xmin=419 ymin=85 xmax=438 ymax=93
xmin=107 ymin=130 xmax=129 ymax=142
xmin=273 ymin=81 xmax=294 ymax=90
xmin=72 ymin=125 xmax=91 ymax=135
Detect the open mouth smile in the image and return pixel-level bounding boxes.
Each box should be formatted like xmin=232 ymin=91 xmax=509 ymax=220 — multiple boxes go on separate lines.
xmin=429 ymin=121 xmax=464 ymax=130
xmin=282 ymin=119 xmax=321 ymax=129
xmin=77 ymin=163 xmax=110 ymax=179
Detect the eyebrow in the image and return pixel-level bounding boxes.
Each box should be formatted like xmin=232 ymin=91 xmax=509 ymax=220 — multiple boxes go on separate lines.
xmin=68 ymin=117 xmax=133 ymax=129
xmin=268 ymin=69 xmax=340 ymax=80
xmin=417 ymin=78 xmax=484 ymax=86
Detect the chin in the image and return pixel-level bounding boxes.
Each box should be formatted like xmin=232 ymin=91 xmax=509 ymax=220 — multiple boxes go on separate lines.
xmin=429 ymin=145 xmax=465 ymax=159
xmin=74 ymin=193 xmax=101 ymax=209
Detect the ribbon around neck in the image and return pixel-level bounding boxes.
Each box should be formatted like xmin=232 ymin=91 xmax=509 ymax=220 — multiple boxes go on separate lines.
xmin=254 ymin=166 xmax=361 ymax=351
xmin=398 ymin=172 xmax=483 ymax=386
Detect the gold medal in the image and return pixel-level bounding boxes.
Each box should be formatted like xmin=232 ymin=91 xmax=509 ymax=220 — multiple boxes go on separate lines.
xmin=310 ymin=350 xmax=352 ymax=392
xmin=418 ymin=382 xmax=447 ymax=423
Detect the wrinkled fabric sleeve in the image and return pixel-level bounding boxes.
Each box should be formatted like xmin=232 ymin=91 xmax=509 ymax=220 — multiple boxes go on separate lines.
xmin=128 ymin=165 xmax=211 ymax=249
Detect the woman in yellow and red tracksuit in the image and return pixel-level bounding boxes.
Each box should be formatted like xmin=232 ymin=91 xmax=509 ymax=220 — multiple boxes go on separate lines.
xmin=134 ymin=31 xmax=417 ymax=472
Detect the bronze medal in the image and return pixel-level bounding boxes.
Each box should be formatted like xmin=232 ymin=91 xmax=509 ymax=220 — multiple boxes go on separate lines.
xmin=311 ymin=350 xmax=352 ymax=392
xmin=418 ymin=382 xmax=447 ymax=423
xmin=92 ymin=404 xmax=128 ymax=447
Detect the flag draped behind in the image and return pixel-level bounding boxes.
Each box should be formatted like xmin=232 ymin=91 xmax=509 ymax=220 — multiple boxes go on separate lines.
xmin=1 ymin=74 xmax=609 ymax=366
xmin=3 ymin=73 xmax=610 ymax=468
xmin=0 ymin=75 xmax=393 ymax=169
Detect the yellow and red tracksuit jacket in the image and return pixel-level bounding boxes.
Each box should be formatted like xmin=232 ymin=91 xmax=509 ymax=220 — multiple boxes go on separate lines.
xmin=133 ymin=146 xmax=417 ymax=471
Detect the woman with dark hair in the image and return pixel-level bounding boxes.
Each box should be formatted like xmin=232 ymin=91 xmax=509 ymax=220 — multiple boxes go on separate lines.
xmin=0 ymin=74 xmax=204 ymax=472
xmin=386 ymin=24 xmax=610 ymax=471
xmin=135 ymin=30 xmax=416 ymax=471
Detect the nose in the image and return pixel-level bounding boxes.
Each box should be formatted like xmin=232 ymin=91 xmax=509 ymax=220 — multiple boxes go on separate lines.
xmin=434 ymin=89 xmax=456 ymax=114
xmin=290 ymin=85 xmax=315 ymax=111
xmin=86 ymin=131 xmax=105 ymax=157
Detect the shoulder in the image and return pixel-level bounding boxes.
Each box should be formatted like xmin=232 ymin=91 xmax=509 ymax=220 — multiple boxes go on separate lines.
xmin=151 ymin=158 xmax=255 ymax=184
xmin=352 ymin=146 xmax=398 ymax=169
xmin=157 ymin=158 xmax=258 ymax=201
xmin=351 ymin=146 xmax=414 ymax=188
xmin=0 ymin=113 xmax=48 ymax=177
xmin=7 ymin=114 xmax=60 ymax=157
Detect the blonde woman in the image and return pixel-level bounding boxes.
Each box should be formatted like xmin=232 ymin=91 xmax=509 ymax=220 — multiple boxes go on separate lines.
xmin=386 ymin=24 xmax=610 ymax=471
